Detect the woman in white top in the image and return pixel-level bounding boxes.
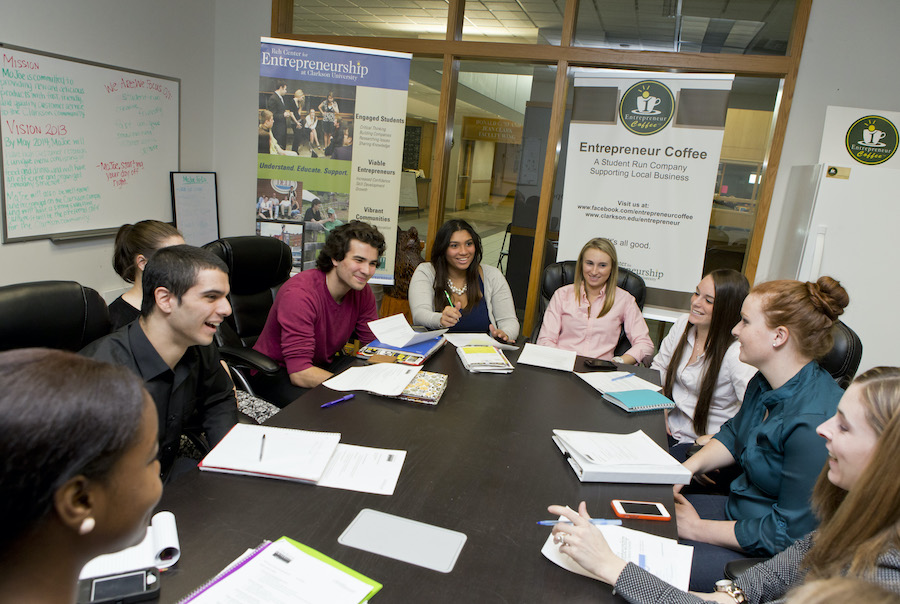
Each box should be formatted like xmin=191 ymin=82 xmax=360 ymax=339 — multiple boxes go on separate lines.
xmin=651 ymin=269 xmax=756 ymax=453
xmin=305 ymin=109 xmax=321 ymax=150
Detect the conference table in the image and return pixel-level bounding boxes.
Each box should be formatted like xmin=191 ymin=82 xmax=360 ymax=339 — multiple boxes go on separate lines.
xmin=157 ymin=345 xmax=678 ymax=603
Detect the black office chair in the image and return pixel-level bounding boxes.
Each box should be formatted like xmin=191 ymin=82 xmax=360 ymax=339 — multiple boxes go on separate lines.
xmin=203 ymin=235 xmax=293 ymax=396
xmin=530 ymin=260 xmax=647 ymax=359
xmin=818 ymin=320 xmax=863 ymax=389
xmin=0 ymin=280 xmax=111 ymax=352
xmin=496 ymin=223 xmax=511 ymax=273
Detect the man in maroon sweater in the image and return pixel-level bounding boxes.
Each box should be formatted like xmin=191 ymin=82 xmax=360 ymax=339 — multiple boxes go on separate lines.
xmin=253 ymin=221 xmax=385 ymax=405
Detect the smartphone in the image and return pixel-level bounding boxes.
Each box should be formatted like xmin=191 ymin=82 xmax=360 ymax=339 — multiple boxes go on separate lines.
xmin=610 ymin=499 xmax=671 ymax=521
xmin=77 ymin=568 xmax=160 ymax=604
xmin=582 ymin=358 xmax=618 ymax=371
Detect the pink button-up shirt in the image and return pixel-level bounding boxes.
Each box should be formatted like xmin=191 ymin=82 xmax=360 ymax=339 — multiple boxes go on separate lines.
xmin=536 ymin=284 xmax=654 ymax=361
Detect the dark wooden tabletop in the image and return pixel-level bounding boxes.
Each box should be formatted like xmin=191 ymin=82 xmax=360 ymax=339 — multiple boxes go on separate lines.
xmin=157 ymin=347 xmax=676 ymax=603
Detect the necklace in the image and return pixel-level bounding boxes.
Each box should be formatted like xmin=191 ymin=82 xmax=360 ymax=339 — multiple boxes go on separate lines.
xmin=446 ymin=278 xmax=467 ymax=296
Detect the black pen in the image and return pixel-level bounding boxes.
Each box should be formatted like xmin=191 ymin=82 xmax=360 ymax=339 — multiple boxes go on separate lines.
xmin=259 ymin=433 xmax=266 ymax=462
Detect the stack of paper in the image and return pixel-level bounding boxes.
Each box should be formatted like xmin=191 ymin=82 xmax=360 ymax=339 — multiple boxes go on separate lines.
xmin=552 ymin=429 xmax=691 ymax=484
xmin=456 ymin=345 xmax=514 ymax=373
xmin=443 ymin=332 xmax=518 ymax=351
xmin=180 ymin=537 xmax=381 ymax=604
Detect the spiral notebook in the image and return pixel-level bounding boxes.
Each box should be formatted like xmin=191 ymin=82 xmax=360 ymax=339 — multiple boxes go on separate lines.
xmin=602 ymin=389 xmax=675 ymax=412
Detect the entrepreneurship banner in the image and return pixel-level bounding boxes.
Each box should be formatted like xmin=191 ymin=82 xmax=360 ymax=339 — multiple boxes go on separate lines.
xmin=256 ymin=38 xmax=411 ymax=284
xmin=557 ymin=71 xmax=733 ymax=292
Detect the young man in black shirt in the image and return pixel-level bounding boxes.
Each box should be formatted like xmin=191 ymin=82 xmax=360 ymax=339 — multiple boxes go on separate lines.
xmin=82 ymin=245 xmax=237 ymax=481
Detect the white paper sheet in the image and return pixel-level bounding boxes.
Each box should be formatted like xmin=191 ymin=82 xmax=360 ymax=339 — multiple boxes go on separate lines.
xmin=575 ymin=371 xmax=662 ymax=393
xmin=516 ymin=343 xmax=577 ymax=371
xmin=323 ymin=363 xmax=422 ymax=396
xmin=185 ymin=538 xmax=374 ymax=604
xmin=317 ymin=444 xmax=407 ymax=495
xmin=368 ymin=313 xmax=446 ymax=347
xmin=80 ymin=511 xmax=180 ymax=579
xmin=541 ymin=520 xmax=692 ymax=591
xmin=443 ymin=332 xmax=518 ymax=351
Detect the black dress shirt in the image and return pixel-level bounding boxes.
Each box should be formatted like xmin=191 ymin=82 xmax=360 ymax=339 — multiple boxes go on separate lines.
xmin=81 ymin=321 xmax=237 ymax=478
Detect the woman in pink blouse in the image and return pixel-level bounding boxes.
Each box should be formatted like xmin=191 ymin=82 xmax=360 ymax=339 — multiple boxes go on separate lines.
xmin=537 ymin=238 xmax=653 ymax=364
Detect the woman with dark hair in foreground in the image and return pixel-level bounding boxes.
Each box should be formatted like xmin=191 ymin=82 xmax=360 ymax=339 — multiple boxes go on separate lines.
xmin=0 ymin=348 xmax=162 ymax=603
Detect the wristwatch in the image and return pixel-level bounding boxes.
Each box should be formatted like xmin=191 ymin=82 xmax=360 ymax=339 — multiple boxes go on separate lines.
xmin=612 ymin=356 xmax=625 ymax=364
xmin=715 ymin=579 xmax=747 ymax=603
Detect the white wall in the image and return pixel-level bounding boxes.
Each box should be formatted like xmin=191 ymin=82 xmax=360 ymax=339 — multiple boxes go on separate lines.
xmin=757 ymin=0 xmax=900 ymax=280
xmin=0 ymin=0 xmax=267 ymax=295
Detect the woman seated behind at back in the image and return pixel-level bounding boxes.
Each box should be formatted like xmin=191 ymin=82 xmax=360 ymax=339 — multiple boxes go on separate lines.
xmin=409 ymin=219 xmax=519 ymax=342
xmin=651 ymin=269 xmax=756 ymax=456
xmin=0 ymin=348 xmax=162 ymax=603
xmin=536 ymin=237 xmax=653 ymax=364
xmin=110 ymin=220 xmax=184 ymax=330
xmin=548 ymin=366 xmax=900 ymax=603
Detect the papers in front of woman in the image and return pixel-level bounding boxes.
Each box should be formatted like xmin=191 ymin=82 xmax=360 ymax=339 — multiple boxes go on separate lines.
xmin=180 ymin=536 xmax=381 ymax=604
xmin=575 ymin=371 xmax=662 ymax=393
xmin=540 ymin=520 xmax=692 ymax=591
xmin=551 ymin=429 xmax=691 ymax=484
xmin=456 ymin=345 xmax=514 ymax=373
xmin=443 ymin=332 xmax=519 ymax=351
xmin=516 ymin=343 xmax=577 ymax=371
xmin=367 ymin=313 xmax=447 ymax=347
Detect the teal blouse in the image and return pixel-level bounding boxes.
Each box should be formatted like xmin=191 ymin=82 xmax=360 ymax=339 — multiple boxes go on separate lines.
xmin=714 ymin=361 xmax=843 ymax=556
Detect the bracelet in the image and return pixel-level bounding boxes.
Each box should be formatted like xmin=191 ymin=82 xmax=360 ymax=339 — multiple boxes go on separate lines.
xmin=715 ymin=579 xmax=747 ymax=603
xmin=612 ymin=356 xmax=625 ymax=364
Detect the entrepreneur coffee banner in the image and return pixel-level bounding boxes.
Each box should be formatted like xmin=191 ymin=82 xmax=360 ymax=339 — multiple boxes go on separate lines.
xmin=557 ymin=71 xmax=733 ymax=293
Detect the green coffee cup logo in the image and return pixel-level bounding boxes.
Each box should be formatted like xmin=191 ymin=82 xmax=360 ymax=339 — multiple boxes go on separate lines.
xmin=619 ymin=80 xmax=675 ymax=135
xmin=846 ymin=115 xmax=898 ymax=165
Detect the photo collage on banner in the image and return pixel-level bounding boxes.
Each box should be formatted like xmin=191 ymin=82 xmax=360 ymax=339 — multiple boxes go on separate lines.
xmin=257 ymin=38 xmax=411 ymax=283
xmin=557 ymin=71 xmax=734 ymax=293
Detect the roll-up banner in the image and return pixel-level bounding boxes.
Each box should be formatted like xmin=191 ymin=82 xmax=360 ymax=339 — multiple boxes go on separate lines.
xmin=557 ymin=71 xmax=734 ymax=293
xmin=257 ymin=38 xmax=411 ymax=284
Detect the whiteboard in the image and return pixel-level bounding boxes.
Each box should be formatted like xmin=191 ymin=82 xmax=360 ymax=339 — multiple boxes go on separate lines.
xmin=0 ymin=44 xmax=180 ymax=242
xmin=171 ymin=172 xmax=219 ymax=246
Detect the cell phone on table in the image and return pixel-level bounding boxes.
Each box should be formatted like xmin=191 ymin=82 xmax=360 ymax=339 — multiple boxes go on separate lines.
xmin=77 ymin=568 xmax=160 ymax=604
xmin=610 ymin=499 xmax=671 ymax=521
xmin=583 ymin=358 xmax=618 ymax=371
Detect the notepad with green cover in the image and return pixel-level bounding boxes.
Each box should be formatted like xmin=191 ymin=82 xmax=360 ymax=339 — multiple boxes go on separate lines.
xmin=179 ymin=536 xmax=381 ymax=603
xmin=602 ymin=389 xmax=675 ymax=412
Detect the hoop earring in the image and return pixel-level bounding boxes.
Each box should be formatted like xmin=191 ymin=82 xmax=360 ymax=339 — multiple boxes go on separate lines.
xmin=79 ymin=517 xmax=96 ymax=535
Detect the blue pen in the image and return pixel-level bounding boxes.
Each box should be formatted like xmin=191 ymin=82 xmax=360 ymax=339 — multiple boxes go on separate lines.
xmin=536 ymin=519 xmax=623 ymax=526
xmin=321 ymin=393 xmax=355 ymax=408
xmin=611 ymin=372 xmax=635 ymax=382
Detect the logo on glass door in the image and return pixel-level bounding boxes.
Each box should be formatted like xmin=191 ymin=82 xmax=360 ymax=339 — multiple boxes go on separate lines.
xmin=619 ymin=80 xmax=674 ymax=135
xmin=845 ymin=115 xmax=898 ymax=165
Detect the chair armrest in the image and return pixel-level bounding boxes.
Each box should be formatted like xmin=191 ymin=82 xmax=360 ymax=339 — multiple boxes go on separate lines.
xmin=218 ymin=346 xmax=281 ymax=375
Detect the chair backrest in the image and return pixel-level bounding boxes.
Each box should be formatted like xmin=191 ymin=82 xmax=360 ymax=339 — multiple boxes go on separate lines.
xmin=531 ymin=260 xmax=646 ymax=356
xmin=204 ymin=236 xmax=293 ymax=348
xmin=818 ymin=320 xmax=863 ymax=389
xmin=0 ymin=281 xmax=111 ymax=352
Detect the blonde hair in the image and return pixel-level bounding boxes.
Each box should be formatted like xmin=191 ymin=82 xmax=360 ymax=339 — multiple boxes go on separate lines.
xmin=573 ymin=238 xmax=618 ymax=318
xmin=804 ymin=367 xmax=900 ymax=579
xmin=786 ymin=577 xmax=900 ymax=604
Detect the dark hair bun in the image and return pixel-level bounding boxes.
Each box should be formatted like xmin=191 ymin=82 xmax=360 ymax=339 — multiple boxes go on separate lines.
xmin=807 ymin=276 xmax=849 ymax=322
